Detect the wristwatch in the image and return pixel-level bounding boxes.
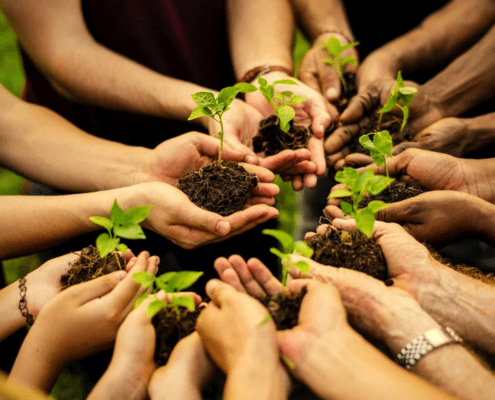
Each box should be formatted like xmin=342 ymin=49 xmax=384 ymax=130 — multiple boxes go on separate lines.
xmin=396 ymin=327 xmax=463 ymax=370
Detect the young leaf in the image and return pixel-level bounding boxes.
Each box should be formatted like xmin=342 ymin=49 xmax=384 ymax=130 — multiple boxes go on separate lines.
xmin=293 ymin=241 xmax=314 ymax=258
xmin=233 ymin=82 xmax=257 ymax=93
xmin=262 ymin=229 xmax=295 ymax=254
xmin=279 ymin=91 xmax=293 ymax=98
xmin=340 ymin=201 xmax=353 ymax=216
xmin=273 ymin=79 xmax=298 ymax=85
xmin=188 ymin=106 xmax=213 ymax=120
xmin=270 ymin=247 xmax=288 ymax=261
xmin=95 ymin=233 xmax=120 ymax=258
xmin=277 ymin=105 xmax=295 ymax=133
xmin=124 ymin=205 xmax=153 ymax=225
xmin=334 ymin=167 xmax=360 ymax=192
xmin=89 ymin=216 xmax=113 ymax=235
xmin=401 ymin=106 xmax=409 ymax=132
xmin=358 ymin=135 xmax=376 ymax=152
xmin=291 ymin=260 xmax=311 ymax=274
xmin=328 ymin=188 xmax=353 ymax=198
xmin=322 ymin=58 xmax=335 ymax=66
xmin=367 ymin=175 xmax=394 ymax=195
xmin=379 ymin=90 xmax=399 ymax=114
xmin=117 ymin=243 xmax=128 ymax=254
xmin=286 ymin=95 xmax=306 ymax=105
xmin=341 ymin=41 xmax=360 ymax=52
xmin=166 ymin=271 xmax=204 ymax=293
xmin=323 ymin=36 xmax=342 ymax=57
xmin=354 ymin=208 xmax=375 ymax=238
xmin=396 ymin=71 xmax=404 ymax=87
xmin=399 ymin=87 xmax=417 ymax=96
xmin=367 ymin=200 xmax=389 ymax=213
xmin=134 ymin=292 xmax=148 ymax=309
xmin=147 ymin=300 xmax=167 ymax=319
xmin=191 ymin=92 xmax=216 ymax=107
xmin=257 ymin=76 xmax=268 ymax=87
xmin=172 ymin=295 xmax=196 ymax=312
xmin=132 ymin=271 xmax=155 ymax=289
xmin=114 ymin=224 xmax=146 ymax=240
xmin=110 ymin=199 xmax=126 ymax=225
xmin=340 ymin=55 xmax=358 ymax=67
xmin=373 ymin=131 xmax=393 ymax=157
xmin=259 ymin=86 xmax=273 ymax=105
xmin=356 ymin=168 xmax=374 ymax=194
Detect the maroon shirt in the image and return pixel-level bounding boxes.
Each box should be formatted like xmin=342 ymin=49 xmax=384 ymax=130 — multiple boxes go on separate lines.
xmin=22 ymin=0 xmax=235 ymax=148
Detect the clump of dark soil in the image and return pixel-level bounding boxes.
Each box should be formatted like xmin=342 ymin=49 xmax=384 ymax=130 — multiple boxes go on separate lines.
xmin=306 ymin=225 xmax=387 ymax=281
xmin=332 ymin=72 xmax=358 ymax=114
xmin=178 ymin=161 xmax=258 ymax=216
xmin=253 ymin=116 xmax=312 ymax=156
xmin=259 ymin=287 xmax=307 ymax=330
xmin=60 ymin=246 xmax=125 ymax=288
xmin=153 ymin=306 xmax=201 ymax=366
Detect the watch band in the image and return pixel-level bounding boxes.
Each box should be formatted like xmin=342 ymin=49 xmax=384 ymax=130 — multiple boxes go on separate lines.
xmin=239 ymin=65 xmax=293 ymax=83
xmin=396 ymin=327 xmax=463 ymax=370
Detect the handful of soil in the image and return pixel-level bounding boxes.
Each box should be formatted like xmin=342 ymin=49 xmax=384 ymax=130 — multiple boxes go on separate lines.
xmin=61 ymin=246 xmax=126 ymax=288
xmin=253 ymin=116 xmax=312 ymax=156
xmin=306 ymin=226 xmax=387 ymax=281
xmin=178 ymin=161 xmax=258 ymax=216
xmin=259 ymin=287 xmax=307 ymax=330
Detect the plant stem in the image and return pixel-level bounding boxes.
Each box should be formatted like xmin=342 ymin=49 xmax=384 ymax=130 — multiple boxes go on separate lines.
xmin=217 ymin=115 xmax=225 ymax=169
xmin=377 ymin=113 xmax=383 ymax=131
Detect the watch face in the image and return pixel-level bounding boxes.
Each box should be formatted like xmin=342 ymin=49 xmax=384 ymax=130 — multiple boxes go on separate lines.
xmin=424 ymin=329 xmax=454 ymax=347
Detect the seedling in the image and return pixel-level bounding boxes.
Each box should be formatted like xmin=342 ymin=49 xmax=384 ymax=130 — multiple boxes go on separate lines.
xmin=377 ymin=71 xmax=417 ymax=132
xmin=188 ymin=83 xmax=257 ymax=167
xmin=328 ymin=167 xmax=393 ymax=238
xmin=359 ymin=130 xmax=393 ymax=177
xmin=262 ymin=229 xmax=313 ymax=285
xmin=257 ymin=76 xmax=306 ymax=133
xmin=133 ymin=270 xmax=204 ymax=318
xmin=321 ymin=36 xmax=359 ymax=93
xmin=89 ymin=199 xmax=152 ymax=266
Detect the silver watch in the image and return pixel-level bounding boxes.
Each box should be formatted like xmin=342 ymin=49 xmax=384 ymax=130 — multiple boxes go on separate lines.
xmin=396 ymin=327 xmax=463 ymax=370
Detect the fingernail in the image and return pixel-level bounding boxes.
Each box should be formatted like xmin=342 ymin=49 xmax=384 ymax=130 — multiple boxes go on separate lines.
xmin=215 ymin=221 xmax=230 ymax=236
xmin=115 ymin=270 xmax=127 ymax=280
xmin=385 ymin=279 xmax=394 ymax=287
xmin=245 ymin=155 xmax=256 ymax=164
xmin=326 ymin=88 xmax=338 ymax=99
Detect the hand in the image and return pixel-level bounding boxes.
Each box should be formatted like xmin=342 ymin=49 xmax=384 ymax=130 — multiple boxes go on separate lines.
xmin=299 ymin=33 xmax=359 ymax=103
xmin=355 ymin=49 xmax=401 ymax=94
xmin=196 ymin=279 xmax=278 ymax=374
xmin=148 ymin=333 xmax=216 ymax=400
xmin=127 ymin=181 xmax=279 ymax=249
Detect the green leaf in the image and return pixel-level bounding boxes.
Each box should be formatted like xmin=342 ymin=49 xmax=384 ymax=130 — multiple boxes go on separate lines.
xmin=356 ymin=168 xmax=374 ymax=194
xmin=273 ymin=79 xmax=298 ymax=85
xmin=367 ymin=200 xmax=389 ymax=214
xmin=132 ymin=271 xmax=155 ymax=289
xmin=358 ymin=134 xmax=376 ymax=152
xmin=155 ymin=272 xmax=177 ymax=291
xmin=172 ymin=295 xmax=196 ymax=312
xmin=166 ymin=271 xmax=204 ymax=293
xmin=379 ymin=91 xmax=399 ymax=114
xmin=117 ymin=243 xmax=128 ymax=254
xmin=279 ymin=91 xmax=293 ymax=98
xmin=401 ymin=106 xmax=409 ymax=132
xmin=124 ymin=205 xmax=153 ymax=225
xmin=191 ymin=92 xmax=216 ymax=107
xmin=270 ymin=247 xmax=287 ymax=261
xmin=277 ymin=105 xmax=295 ymax=133
xmin=396 ymin=71 xmax=404 ymax=88
xmin=89 ymin=216 xmax=113 ymax=234
xmin=323 ymin=36 xmax=342 ymax=57
xmin=370 ymin=149 xmax=385 ymax=167
xmin=188 ymin=106 xmax=213 ymax=120
xmin=399 ymin=93 xmax=415 ymax=108
xmin=399 ymin=87 xmax=417 ymax=96
xmin=263 ymin=229 xmax=295 ymax=253
xmin=147 ymin=300 xmax=167 ymax=319
xmin=321 ymin=58 xmax=335 ymax=66
xmin=373 ymin=130 xmax=393 ymax=157
xmin=95 ymin=233 xmax=120 ymax=258
xmin=355 ymin=208 xmax=375 ymax=238
xmin=134 ymin=292 xmax=148 ymax=308
xmin=217 ymin=87 xmax=239 ymax=107
xmin=257 ymin=76 xmax=268 ymax=88
xmin=340 ymin=201 xmax=353 ymax=216
xmin=114 ymin=224 xmax=146 ymax=240
xmin=340 ymin=55 xmax=358 ymax=67
xmin=259 ymin=86 xmax=273 ymax=105
xmin=328 ymin=188 xmax=353 ymax=198
xmin=367 ymin=175 xmax=394 ymax=195
xmin=232 ymin=82 xmax=257 ymax=93
xmin=292 ymin=261 xmax=311 ymax=274
xmin=341 ymin=41 xmax=360 ymax=52
xmin=334 ymin=167 xmax=360 ymax=192
xmin=110 ymin=199 xmax=126 ymax=225
xmin=286 ymin=95 xmax=306 ymax=105
xmin=293 ymin=241 xmax=314 ymax=258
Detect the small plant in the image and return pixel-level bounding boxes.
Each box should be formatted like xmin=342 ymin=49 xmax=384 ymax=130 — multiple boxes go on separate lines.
xmin=321 ymin=36 xmax=359 ymax=93
xmin=263 ymin=229 xmax=313 ymax=285
xmin=328 ymin=167 xmax=393 ymax=238
xmin=188 ymin=83 xmax=257 ymax=167
xmin=89 ymin=199 xmax=152 ymax=265
xmin=359 ymin=130 xmax=393 ymax=177
xmin=133 ymin=270 xmax=204 ymax=318
xmin=377 ymin=71 xmax=417 ymax=132
xmin=257 ymin=76 xmax=306 ymax=133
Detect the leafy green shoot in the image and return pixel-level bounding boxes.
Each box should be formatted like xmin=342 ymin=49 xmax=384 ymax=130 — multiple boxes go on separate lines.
xmin=359 ymin=130 xmax=393 ymax=177
xmin=257 ymin=76 xmax=306 ymax=133
xmin=321 ymin=36 xmax=359 ymax=93
xmin=133 ymin=270 xmax=204 ymax=318
xmin=188 ymin=83 xmax=257 ymax=167
xmin=282 ymin=355 xmax=296 ymax=370
xmin=327 ymin=167 xmax=394 ymax=238
xmin=262 ymin=229 xmax=313 ymax=285
xmin=89 ymin=199 xmax=152 ymax=266
xmin=377 ymin=71 xmax=417 ymax=132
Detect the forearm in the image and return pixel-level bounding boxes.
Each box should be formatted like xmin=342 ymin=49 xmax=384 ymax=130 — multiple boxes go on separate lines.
xmin=228 ymin=0 xmax=294 ymax=80
xmin=89 ymin=368 xmax=148 ymax=400
xmin=0 ymin=283 xmax=27 ymax=342
xmin=371 ymin=0 xmax=495 ymax=75
xmin=422 ymin=23 xmax=495 ymax=117
xmin=0 ymin=187 xmax=137 ymax=259
xmin=289 ymin=0 xmax=353 ymax=42
xmin=0 ymin=94 xmax=152 ymax=192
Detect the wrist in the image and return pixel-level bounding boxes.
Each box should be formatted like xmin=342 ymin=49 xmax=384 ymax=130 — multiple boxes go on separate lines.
xmin=0 ymin=282 xmax=27 ymax=342
xmin=96 ymin=362 xmax=150 ymax=400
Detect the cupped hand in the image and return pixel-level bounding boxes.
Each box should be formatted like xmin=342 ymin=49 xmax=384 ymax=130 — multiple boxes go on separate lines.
xmin=195 ymin=279 xmax=278 ymax=374
xmin=132 ymin=181 xmax=279 ymax=250
xmin=298 ymin=33 xmax=359 ymax=103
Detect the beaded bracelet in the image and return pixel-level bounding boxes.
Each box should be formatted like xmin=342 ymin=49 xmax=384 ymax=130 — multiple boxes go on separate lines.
xmin=19 ymin=276 xmax=34 ymax=326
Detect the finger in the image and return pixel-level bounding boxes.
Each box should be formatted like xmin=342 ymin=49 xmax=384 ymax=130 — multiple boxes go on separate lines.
xmin=125 ymin=249 xmax=135 ymax=262
xmin=214 ymin=257 xmax=233 ymax=279
xmin=247 ymin=258 xmax=284 ymax=297
xmin=331 ymin=218 xmax=359 ymax=233
xmin=164 ymin=291 xmax=202 ymax=306
xmin=72 ymin=270 xmax=127 ymax=305
xmin=205 ymin=279 xmax=237 ymax=307
xmin=244 ymin=195 xmax=276 ymax=206
xmin=197 ymin=134 xmax=245 ymax=163
xmin=392 ymin=141 xmax=422 ymax=155
xmin=227 ymin=205 xmax=279 ymax=235
xmin=181 ymin=202 xmax=232 ymax=237
xmin=317 ymin=60 xmax=342 ymax=102
xmin=323 ymin=205 xmax=346 ymax=221
xmin=291 ymin=175 xmax=304 ymax=191
xmin=257 ymin=149 xmax=312 ymax=174
xmin=279 ymin=160 xmax=317 ymax=176
xmin=228 ymin=255 xmax=266 ymax=297
xmin=250 ymin=182 xmax=280 ymax=198
xmin=304 ymin=231 xmax=317 ymax=239
xmin=218 ymin=268 xmax=248 ymax=294
xmin=126 ymin=256 xmax=137 ymax=272
xmin=333 ymin=158 xmax=347 ymax=171
xmin=298 ymin=52 xmax=322 ymax=94
xmin=222 ymin=134 xmax=258 ymax=160
xmin=340 ymin=89 xmax=378 ymax=124
xmin=241 ymin=163 xmax=275 ymax=183
xmin=344 ymin=153 xmax=374 ymax=168
xmin=374 ymin=201 xmax=410 ymax=223
xmin=303 ymin=173 xmax=318 ymax=189
xmin=324 ymin=124 xmax=360 ymax=155
xmin=309 ymin=103 xmax=332 ymax=139
xmin=315 ymin=224 xmax=328 ymax=235
xmin=308 ymin=137 xmax=326 ymax=176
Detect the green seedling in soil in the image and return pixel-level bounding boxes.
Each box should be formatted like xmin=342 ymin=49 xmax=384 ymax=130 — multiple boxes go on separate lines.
xmin=257 ymin=76 xmax=306 ymax=133
xmin=377 ymin=71 xmax=417 ymax=132
xmin=263 ymin=229 xmax=313 ymax=285
xmin=188 ymin=83 xmax=257 ymax=168
xmin=89 ymin=199 xmax=152 ymax=266
xmin=328 ymin=167 xmax=394 ymax=238
xmin=321 ymin=36 xmax=359 ymax=93
xmin=359 ymin=130 xmax=393 ymax=177
xmin=133 ymin=270 xmax=204 ymax=318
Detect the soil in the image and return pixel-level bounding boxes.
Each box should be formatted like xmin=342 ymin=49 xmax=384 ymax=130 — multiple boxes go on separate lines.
xmin=252 ymin=115 xmax=312 ymax=156
xmin=60 ymin=246 xmax=126 ymax=288
xmin=341 ymin=180 xmax=428 ymax=208
xmin=177 ymin=161 xmax=258 ymax=216
xmin=153 ymin=306 xmax=201 ymax=366
xmin=306 ymin=225 xmax=387 ymax=281
xmin=332 ymin=72 xmax=358 ymax=114
xmin=259 ymin=287 xmax=307 ymax=330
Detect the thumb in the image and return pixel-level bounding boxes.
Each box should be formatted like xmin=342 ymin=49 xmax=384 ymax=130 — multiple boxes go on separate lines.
xmin=392 ymin=141 xmax=422 ymax=155
xmin=340 ymin=89 xmax=378 ymax=124
xmin=198 ymin=135 xmax=244 ymax=162
xmin=375 ymin=202 xmax=409 ymax=223
xmin=222 ymin=134 xmax=258 ymax=164
xmin=318 ymin=62 xmax=342 ymax=102
xmin=182 ymin=202 xmax=232 ymax=236
xmin=72 ymin=270 xmax=127 ymax=305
